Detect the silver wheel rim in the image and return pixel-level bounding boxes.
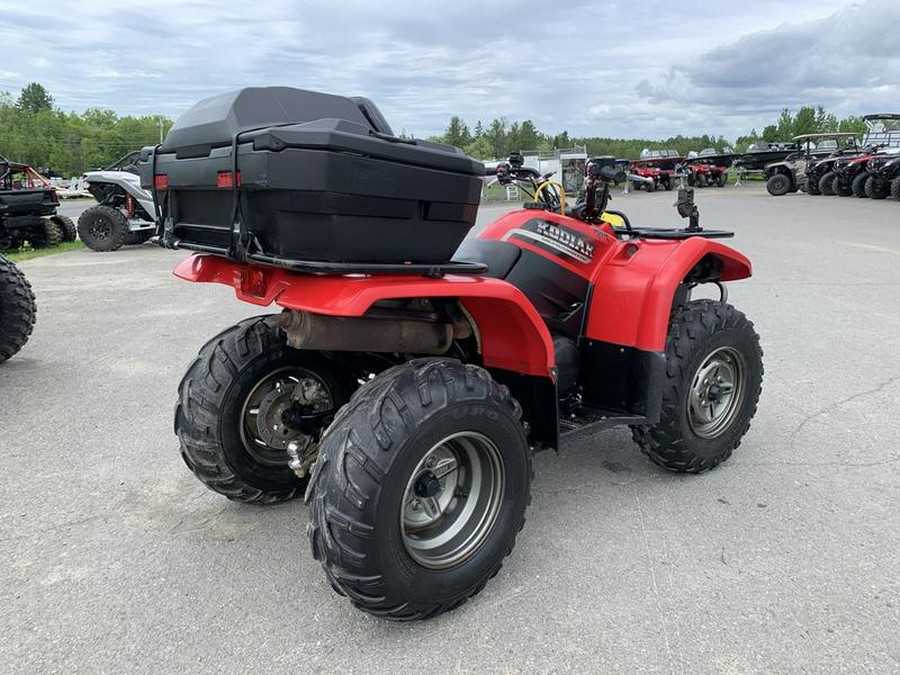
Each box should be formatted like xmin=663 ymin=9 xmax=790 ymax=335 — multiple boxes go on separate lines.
xmin=687 ymin=346 xmax=746 ymax=439
xmin=239 ymin=366 xmax=334 ymax=467
xmin=400 ymin=431 xmax=505 ymax=570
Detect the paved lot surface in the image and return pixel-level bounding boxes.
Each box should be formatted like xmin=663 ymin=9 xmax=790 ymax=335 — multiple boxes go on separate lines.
xmin=3 ymin=185 xmax=899 ymax=673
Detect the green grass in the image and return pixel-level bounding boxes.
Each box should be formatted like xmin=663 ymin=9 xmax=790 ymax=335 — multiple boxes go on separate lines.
xmin=3 ymin=240 xmax=86 ymax=262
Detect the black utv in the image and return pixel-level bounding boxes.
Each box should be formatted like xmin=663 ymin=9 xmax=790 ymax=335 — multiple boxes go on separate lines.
xmin=0 ymin=156 xmax=76 ymax=249
xmin=764 ymin=133 xmax=858 ymax=196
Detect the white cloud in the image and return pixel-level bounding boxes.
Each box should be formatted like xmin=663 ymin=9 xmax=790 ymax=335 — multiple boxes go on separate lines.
xmin=0 ymin=0 xmax=888 ymax=140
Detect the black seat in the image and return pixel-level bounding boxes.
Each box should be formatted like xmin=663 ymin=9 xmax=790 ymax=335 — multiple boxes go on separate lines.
xmin=452 ymin=238 xmax=521 ymax=279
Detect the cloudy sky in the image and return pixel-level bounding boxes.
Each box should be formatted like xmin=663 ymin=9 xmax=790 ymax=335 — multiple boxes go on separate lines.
xmin=1 ymin=0 xmax=897 ymax=140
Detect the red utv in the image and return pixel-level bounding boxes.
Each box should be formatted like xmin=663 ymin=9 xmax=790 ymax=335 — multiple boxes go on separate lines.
xmin=142 ymin=87 xmax=764 ymax=621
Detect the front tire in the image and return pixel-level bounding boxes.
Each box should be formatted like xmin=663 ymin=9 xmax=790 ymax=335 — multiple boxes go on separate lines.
xmin=176 ymin=316 xmax=354 ymax=504
xmin=865 ymin=176 xmax=889 ymax=200
xmin=851 ymin=173 xmax=869 ymax=198
xmin=766 ymin=173 xmax=791 ymax=196
xmin=892 ymin=177 xmax=900 ymax=201
xmin=819 ymin=172 xmax=836 ymax=195
xmin=631 ymin=300 xmax=763 ymax=473
xmin=307 ymin=358 xmax=531 ymax=621
xmin=77 ymin=205 xmax=128 ymax=252
xmin=833 ymin=175 xmax=852 ymax=197
xmin=0 ymin=254 xmax=37 ymax=363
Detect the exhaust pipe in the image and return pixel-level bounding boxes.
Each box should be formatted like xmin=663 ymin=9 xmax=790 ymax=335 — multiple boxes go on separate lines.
xmin=276 ymin=309 xmax=470 ymax=354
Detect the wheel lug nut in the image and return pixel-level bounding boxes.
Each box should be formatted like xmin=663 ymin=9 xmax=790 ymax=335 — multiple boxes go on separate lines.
xmin=426 ymin=457 xmax=436 ymax=468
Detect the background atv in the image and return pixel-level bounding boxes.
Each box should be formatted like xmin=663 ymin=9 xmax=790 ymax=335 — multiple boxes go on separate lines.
xmin=0 ymin=156 xmax=76 ymax=251
xmin=143 ymin=87 xmax=764 ymax=622
xmin=0 ymin=254 xmax=37 ymax=362
xmin=832 ymin=152 xmax=884 ymax=197
xmin=78 ymin=151 xmax=157 ymax=252
xmin=630 ymin=150 xmax=681 ymax=191
xmin=683 ymin=149 xmax=734 ymax=188
xmin=825 ymin=114 xmax=900 ymax=197
xmin=865 ymin=153 xmax=900 ymax=200
xmin=764 ymin=132 xmax=858 ymax=196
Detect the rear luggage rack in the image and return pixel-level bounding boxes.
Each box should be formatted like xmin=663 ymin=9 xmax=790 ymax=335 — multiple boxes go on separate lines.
xmin=165 ymin=238 xmax=487 ymax=276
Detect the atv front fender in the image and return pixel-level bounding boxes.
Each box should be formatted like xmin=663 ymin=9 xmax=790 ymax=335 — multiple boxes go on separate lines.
xmin=585 ymin=237 xmax=752 ymax=352
xmin=174 ymin=253 xmax=555 ymax=378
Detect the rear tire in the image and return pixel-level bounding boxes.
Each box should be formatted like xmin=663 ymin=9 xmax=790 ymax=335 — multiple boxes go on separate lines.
xmin=806 ymin=176 xmax=821 ymax=195
xmin=0 ymin=254 xmax=37 ymax=363
xmin=851 ymin=173 xmax=869 ymax=198
xmin=766 ymin=173 xmax=791 ymax=196
xmin=307 ymin=358 xmax=531 ymax=621
xmin=176 ymin=316 xmax=354 ymax=504
xmin=645 ymin=180 xmax=656 ymax=193
xmin=77 ymin=205 xmax=128 ymax=252
xmin=50 ymin=215 xmax=77 ymax=242
xmin=29 ymin=219 xmax=62 ymax=248
xmin=631 ymin=300 xmax=763 ymax=473
xmin=716 ymin=173 xmax=727 ymax=188
xmin=892 ymin=177 xmax=900 ymax=201
xmin=818 ymin=172 xmax=836 ymax=195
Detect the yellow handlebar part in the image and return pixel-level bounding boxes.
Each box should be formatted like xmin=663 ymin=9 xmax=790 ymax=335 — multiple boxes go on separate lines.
xmin=601 ymin=212 xmax=626 ymax=228
xmin=534 ymin=180 xmax=567 ymax=214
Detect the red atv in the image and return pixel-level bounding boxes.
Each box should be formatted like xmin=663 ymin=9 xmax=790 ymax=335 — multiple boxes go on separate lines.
xmin=143 ymin=87 xmax=763 ymax=621
xmin=683 ymin=149 xmax=735 ymax=188
xmin=630 ymin=150 xmax=682 ymax=191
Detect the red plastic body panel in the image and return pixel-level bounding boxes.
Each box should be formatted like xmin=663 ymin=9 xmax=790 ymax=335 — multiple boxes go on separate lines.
xmin=586 ymin=237 xmax=750 ymax=351
xmin=476 ymin=209 xmax=751 ymax=351
xmin=174 ymin=205 xmax=752 ymax=371
xmin=173 ymin=254 xmax=555 ymax=377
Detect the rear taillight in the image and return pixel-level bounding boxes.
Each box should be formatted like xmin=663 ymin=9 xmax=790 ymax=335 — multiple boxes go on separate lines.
xmin=153 ymin=174 xmax=169 ymax=189
xmin=217 ymin=171 xmax=242 ymax=188
xmin=239 ymin=267 xmax=269 ymax=297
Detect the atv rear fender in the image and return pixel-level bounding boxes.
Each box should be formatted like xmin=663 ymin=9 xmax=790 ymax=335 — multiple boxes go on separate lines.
xmin=585 ymin=237 xmax=752 ymax=352
xmin=176 ymin=253 xmax=559 ymax=448
xmin=174 ymin=254 xmax=555 ymax=377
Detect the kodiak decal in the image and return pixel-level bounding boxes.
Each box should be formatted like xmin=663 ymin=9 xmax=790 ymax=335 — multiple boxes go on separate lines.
xmin=505 ymin=219 xmax=595 ymax=263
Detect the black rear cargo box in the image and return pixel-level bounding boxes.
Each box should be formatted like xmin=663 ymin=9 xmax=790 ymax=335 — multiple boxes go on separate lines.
xmin=140 ymin=87 xmax=484 ymax=267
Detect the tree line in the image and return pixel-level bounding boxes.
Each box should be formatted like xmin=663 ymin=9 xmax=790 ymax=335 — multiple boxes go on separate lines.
xmin=0 ymin=82 xmax=876 ymax=175
xmin=0 ymin=83 xmax=173 ymax=176
xmin=435 ymin=107 xmax=872 ymax=161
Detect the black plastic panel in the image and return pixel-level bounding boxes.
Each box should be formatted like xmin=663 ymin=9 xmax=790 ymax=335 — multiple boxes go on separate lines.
xmin=503 ymin=249 xmax=589 ymax=337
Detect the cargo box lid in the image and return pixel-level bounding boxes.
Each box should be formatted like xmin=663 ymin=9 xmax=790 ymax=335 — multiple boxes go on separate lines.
xmin=242 ymin=119 xmax=484 ymax=176
xmin=161 ymin=87 xmax=380 ymax=158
